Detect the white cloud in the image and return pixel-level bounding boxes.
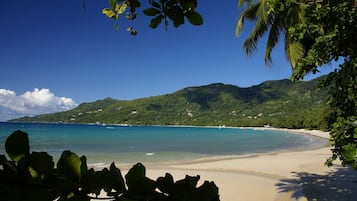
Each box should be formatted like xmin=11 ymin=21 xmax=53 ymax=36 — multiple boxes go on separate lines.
xmin=0 ymin=88 xmax=77 ymax=121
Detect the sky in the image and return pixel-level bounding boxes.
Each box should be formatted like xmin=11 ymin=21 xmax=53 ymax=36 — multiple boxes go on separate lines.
xmin=0 ymin=0 xmax=335 ymax=121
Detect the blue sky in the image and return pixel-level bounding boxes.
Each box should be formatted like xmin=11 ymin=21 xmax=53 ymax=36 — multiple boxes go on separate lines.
xmin=0 ymin=0 xmax=334 ymax=120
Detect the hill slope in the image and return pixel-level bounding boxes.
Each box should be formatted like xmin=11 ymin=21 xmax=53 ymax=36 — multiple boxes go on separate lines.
xmin=11 ymin=76 xmax=331 ymax=130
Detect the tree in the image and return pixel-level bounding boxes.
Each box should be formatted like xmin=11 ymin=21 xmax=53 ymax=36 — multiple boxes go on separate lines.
xmin=235 ymin=0 xmax=305 ymax=68
xmin=236 ymin=0 xmax=357 ymax=169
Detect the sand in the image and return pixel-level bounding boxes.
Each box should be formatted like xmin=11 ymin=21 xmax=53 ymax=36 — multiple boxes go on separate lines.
xmin=99 ymin=128 xmax=357 ymax=201
xmin=139 ymin=129 xmax=357 ymax=201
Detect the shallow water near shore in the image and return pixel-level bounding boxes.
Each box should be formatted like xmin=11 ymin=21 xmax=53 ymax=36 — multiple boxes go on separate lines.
xmin=0 ymin=122 xmax=327 ymax=165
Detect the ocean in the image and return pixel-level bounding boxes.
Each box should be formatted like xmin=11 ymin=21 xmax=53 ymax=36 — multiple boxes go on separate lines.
xmin=0 ymin=122 xmax=327 ymax=166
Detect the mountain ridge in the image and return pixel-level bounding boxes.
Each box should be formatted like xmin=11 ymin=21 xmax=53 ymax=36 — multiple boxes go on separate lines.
xmin=11 ymin=76 xmax=331 ymax=130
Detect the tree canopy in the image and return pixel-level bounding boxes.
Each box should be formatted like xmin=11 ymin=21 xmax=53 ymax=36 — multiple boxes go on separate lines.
xmin=102 ymin=0 xmax=203 ymax=35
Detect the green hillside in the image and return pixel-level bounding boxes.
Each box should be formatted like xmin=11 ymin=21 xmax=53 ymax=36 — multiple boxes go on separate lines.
xmin=11 ymin=76 xmax=331 ymax=130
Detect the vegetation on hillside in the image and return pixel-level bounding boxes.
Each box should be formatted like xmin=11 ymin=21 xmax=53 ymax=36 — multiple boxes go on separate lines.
xmin=12 ymin=76 xmax=331 ymax=131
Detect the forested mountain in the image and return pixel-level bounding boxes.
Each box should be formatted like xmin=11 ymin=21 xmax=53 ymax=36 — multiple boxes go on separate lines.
xmin=11 ymin=76 xmax=331 ymax=130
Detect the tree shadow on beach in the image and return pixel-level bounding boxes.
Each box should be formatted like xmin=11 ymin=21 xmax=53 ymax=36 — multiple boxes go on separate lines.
xmin=276 ymin=167 xmax=357 ymax=201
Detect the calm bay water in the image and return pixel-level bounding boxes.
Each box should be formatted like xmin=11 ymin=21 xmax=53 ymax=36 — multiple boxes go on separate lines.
xmin=0 ymin=122 xmax=327 ymax=165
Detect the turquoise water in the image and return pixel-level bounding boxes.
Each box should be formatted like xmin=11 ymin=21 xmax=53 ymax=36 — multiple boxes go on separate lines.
xmin=0 ymin=122 xmax=327 ymax=165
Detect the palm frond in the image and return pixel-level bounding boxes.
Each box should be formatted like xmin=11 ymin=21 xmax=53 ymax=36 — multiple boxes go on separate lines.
xmin=236 ymin=1 xmax=272 ymax=55
xmin=237 ymin=0 xmax=307 ymax=67
xmin=257 ymin=0 xmax=269 ymax=24
xmin=243 ymin=17 xmax=269 ymax=55
xmin=284 ymin=2 xmax=306 ymax=27
xmin=235 ymin=15 xmax=245 ymax=38
xmin=264 ymin=16 xmax=282 ymax=65
xmin=285 ymin=35 xmax=305 ymax=69
xmin=235 ymin=3 xmax=260 ymax=37
xmin=243 ymin=3 xmax=261 ymax=20
xmin=238 ymin=0 xmax=256 ymax=8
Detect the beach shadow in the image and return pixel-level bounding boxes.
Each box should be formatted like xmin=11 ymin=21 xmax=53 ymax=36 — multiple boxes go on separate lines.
xmin=276 ymin=167 xmax=357 ymax=201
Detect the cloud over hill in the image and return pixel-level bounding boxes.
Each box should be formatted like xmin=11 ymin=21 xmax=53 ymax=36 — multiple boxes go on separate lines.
xmin=0 ymin=88 xmax=77 ymax=121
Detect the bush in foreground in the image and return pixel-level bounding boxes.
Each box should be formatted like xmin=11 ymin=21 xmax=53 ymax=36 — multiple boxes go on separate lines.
xmin=0 ymin=130 xmax=219 ymax=201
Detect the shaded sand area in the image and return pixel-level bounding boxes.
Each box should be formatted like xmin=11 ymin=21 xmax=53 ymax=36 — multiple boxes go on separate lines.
xmin=125 ymin=129 xmax=357 ymax=201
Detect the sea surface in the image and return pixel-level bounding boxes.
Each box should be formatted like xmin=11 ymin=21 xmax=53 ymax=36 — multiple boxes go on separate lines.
xmin=0 ymin=122 xmax=327 ymax=165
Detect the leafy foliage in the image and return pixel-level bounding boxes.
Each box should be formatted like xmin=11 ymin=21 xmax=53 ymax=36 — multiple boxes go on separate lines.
xmin=12 ymin=77 xmax=331 ymax=131
xmin=0 ymin=130 xmax=220 ymax=201
xmin=289 ymin=0 xmax=356 ymax=80
xmin=102 ymin=0 xmax=203 ymax=34
xmin=237 ymin=0 xmax=357 ymax=169
xmin=324 ymin=57 xmax=357 ymax=168
xmin=235 ymin=0 xmax=306 ymax=68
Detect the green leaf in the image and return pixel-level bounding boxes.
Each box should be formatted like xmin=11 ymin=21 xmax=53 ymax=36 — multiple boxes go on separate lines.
xmin=126 ymin=26 xmax=138 ymax=35
xmin=57 ymin=151 xmax=82 ymax=183
xmin=178 ymin=175 xmax=200 ymax=189
xmin=102 ymin=8 xmax=115 ymax=18
xmin=125 ymin=163 xmax=157 ymax=200
xmin=173 ymin=16 xmax=184 ymax=28
xmin=167 ymin=7 xmax=184 ymax=28
xmin=149 ymin=15 xmax=163 ymax=29
xmin=110 ymin=0 xmax=116 ymax=10
xmin=174 ymin=175 xmax=200 ymax=193
xmin=130 ymin=29 xmax=138 ymax=36
xmin=115 ymin=3 xmax=127 ymax=15
xmin=352 ymin=161 xmax=357 ymax=170
xmin=5 ymin=130 xmax=30 ymax=163
xmin=341 ymin=144 xmax=357 ymax=163
xmin=130 ymin=177 xmax=157 ymax=196
xmin=125 ymin=163 xmax=146 ymax=189
xmin=157 ymin=173 xmax=174 ymax=194
xmin=0 ymin=155 xmax=13 ymax=171
xmin=150 ymin=1 xmax=161 ymax=9
xmin=81 ymin=168 xmax=102 ymax=196
xmin=286 ymin=40 xmax=305 ymax=69
xmin=109 ymin=162 xmax=126 ymax=194
xmin=80 ymin=156 xmax=88 ymax=179
xmin=129 ymin=0 xmax=141 ymax=9
xmin=194 ymin=181 xmax=219 ymax=201
xmin=143 ymin=7 xmax=161 ymax=16
xmin=181 ymin=0 xmax=197 ymax=11
xmin=28 ymin=152 xmax=54 ymax=180
xmin=25 ymin=186 xmax=56 ymax=201
xmin=185 ymin=11 xmax=203 ymax=26
xmin=235 ymin=15 xmax=245 ymax=37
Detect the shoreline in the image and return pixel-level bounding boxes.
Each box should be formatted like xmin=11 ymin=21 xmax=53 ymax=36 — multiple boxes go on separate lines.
xmin=87 ymin=127 xmax=330 ymax=169
xmin=80 ymin=127 xmax=331 ymax=166
xmin=107 ymin=127 xmax=330 ymax=169
xmin=4 ymin=122 xmax=355 ymax=200
xmin=105 ymin=129 xmax=357 ymax=201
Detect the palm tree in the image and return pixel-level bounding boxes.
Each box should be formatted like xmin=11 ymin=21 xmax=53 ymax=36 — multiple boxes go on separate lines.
xmin=235 ymin=0 xmax=305 ymax=69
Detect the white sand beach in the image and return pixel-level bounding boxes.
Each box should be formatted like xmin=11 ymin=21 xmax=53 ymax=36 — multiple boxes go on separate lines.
xmin=134 ymin=129 xmax=357 ymax=201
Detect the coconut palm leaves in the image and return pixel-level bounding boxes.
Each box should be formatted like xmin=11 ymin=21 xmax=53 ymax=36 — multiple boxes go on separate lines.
xmin=236 ymin=0 xmax=306 ymax=69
